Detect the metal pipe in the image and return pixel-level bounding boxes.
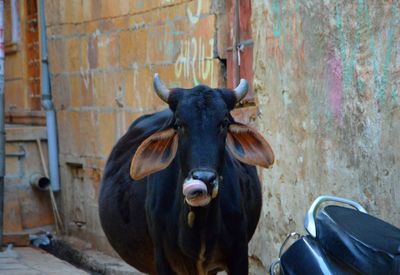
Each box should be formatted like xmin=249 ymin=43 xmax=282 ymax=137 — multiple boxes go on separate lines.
xmin=5 ymin=152 xmax=25 ymax=157
xmin=30 ymin=173 xmax=50 ymax=191
xmin=38 ymin=0 xmax=60 ymax=191
xmin=36 ymin=139 xmax=64 ymax=233
xmin=232 ymin=0 xmax=240 ymax=87
xmin=0 ymin=0 xmax=5 ymax=248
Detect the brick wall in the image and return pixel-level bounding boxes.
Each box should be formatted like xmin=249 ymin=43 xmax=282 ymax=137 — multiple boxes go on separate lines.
xmin=45 ymin=0 xmax=226 ymax=254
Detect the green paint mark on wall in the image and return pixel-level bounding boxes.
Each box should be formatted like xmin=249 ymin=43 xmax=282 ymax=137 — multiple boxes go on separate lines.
xmin=335 ymin=0 xmax=364 ymax=93
xmin=272 ymin=0 xmax=281 ymax=37
xmin=336 ymin=0 xmax=397 ymax=105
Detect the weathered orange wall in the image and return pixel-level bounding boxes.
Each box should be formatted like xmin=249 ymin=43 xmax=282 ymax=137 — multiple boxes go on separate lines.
xmin=45 ymin=0 xmax=226 ymax=254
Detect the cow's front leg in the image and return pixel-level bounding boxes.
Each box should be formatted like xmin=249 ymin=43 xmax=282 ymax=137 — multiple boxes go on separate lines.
xmin=155 ymin=246 xmax=175 ymax=275
xmin=226 ymin=243 xmax=249 ymax=275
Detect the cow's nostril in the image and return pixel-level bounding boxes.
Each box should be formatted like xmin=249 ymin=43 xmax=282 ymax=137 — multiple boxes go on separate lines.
xmin=191 ymin=170 xmax=217 ymax=185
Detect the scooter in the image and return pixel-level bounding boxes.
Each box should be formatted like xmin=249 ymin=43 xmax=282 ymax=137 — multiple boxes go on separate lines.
xmin=269 ymin=196 xmax=400 ymax=275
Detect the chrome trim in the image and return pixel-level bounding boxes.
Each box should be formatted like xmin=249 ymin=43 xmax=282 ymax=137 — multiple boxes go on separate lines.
xmin=279 ymin=232 xmax=301 ymax=257
xmin=269 ymin=258 xmax=281 ymax=275
xmin=304 ymin=195 xmax=367 ymax=238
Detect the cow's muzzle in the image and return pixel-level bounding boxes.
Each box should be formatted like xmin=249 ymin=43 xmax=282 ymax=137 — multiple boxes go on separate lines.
xmin=183 ymin=169 xmax=219 ymax=207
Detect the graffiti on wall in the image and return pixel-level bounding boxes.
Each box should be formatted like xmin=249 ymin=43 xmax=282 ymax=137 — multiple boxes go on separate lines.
xmin=187 ymin=0 xmax=202 ymax=25
xmin=174 ymin=0 xmax=215 ymax=86
xmin=155 ymin=0 xmax=215 ymax=86
xmin=174 ymin=37 xmax=214 ymax=86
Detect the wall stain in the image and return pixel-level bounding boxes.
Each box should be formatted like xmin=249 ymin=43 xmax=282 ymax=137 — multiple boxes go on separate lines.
xmin=327 ymin=53 xmax=343 ymax=126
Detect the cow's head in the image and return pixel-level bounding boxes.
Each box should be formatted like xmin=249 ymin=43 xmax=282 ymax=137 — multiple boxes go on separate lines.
xmin=130 ymin=74 xmax=274 ymax=207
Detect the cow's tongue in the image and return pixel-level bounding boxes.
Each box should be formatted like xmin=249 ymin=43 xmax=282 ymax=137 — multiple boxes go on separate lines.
xmin=183 ymin=179 xmax=211 ymax=207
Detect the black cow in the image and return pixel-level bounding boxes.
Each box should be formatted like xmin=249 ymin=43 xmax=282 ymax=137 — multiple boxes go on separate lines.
xmin=99 ymin=74 xmax=274 ymax=274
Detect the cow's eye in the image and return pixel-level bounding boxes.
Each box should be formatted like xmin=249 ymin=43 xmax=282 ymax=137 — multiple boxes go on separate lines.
xmin=220 ymin=118 xmax=230 ymax=130
xmin=174 ymin=119 xmax=183 ymax=131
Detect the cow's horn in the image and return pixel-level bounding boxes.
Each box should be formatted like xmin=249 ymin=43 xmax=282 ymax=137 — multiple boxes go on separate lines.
xmin=153 ymin=73 xmax=170 ymax=103
xmin=233 ymin=79 xmax=249 ymax=102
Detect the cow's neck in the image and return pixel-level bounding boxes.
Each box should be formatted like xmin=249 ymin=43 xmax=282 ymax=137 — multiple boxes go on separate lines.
xmin=181 ymin=201 xmax=217 ymax=274
xmin=176 ymin=175 xmax=221 ymax=270
xmin=183 ymin=203 xmax=216 ymax=229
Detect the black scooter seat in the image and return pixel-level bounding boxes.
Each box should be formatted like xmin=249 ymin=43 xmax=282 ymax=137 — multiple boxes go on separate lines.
xmin=316 ymin=205 xmax=400 ymax=275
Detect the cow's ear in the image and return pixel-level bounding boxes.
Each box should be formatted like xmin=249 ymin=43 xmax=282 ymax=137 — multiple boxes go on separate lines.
xmin=226 ymin=124 xmax=274 ymax=168
xmin=130 ymin=129 xmax=178 ymax=180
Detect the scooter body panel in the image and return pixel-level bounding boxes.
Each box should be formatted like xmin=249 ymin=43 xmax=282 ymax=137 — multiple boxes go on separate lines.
xmin=280 ymin=236 xmax=358 ymax=275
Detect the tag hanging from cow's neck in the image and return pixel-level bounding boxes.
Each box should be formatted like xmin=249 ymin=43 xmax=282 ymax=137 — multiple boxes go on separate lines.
xmin=211 ymin=183 xmax=219 ymax=199
xmin=188 ymin=209 xmax=195 ymax=228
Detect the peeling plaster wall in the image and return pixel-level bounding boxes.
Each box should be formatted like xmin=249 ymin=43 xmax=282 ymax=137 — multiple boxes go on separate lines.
xmin=251 ymin=0 xmax=400 ymax=271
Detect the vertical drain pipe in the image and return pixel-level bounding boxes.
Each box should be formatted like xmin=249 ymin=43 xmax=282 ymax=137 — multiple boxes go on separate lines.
xmin=0 ymin=0 xmax=5 ymax=247
xmin=232 ymin=0 xmax=240 ymax=87
xmin=38 ymin=0 xmax=60 ymax=191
